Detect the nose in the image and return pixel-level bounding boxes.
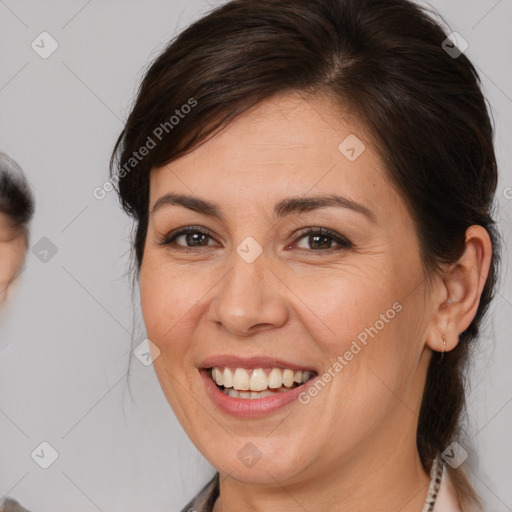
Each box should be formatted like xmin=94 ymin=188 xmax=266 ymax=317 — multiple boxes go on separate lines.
xmin=210 ymin=251 xmax=289 ymax=337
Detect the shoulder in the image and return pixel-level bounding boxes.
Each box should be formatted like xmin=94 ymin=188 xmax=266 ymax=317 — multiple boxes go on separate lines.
xmin=434 ymin=465 xmax=478 ymax=512
xmin=179 ymin=473 xmax=219 ymax=512
xmin=0 ymin=498 xmax=31 ymax=512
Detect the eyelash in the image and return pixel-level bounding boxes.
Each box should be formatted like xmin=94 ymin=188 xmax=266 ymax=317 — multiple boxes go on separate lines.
xmin=158 ymin=225 xmax=353 ymax=254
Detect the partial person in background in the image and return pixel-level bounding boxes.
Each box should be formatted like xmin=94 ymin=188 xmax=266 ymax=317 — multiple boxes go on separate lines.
xmin=0 ymin=152 xmax=34 ymax=512
xmin=0 ymin=153 xmax=34 ymax=304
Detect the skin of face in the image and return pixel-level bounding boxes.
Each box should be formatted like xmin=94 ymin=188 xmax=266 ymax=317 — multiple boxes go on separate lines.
xmin=139 ymin=92 xmax=491 ymax=511
xmin=0 ymin=212 xmax=26 ymax=304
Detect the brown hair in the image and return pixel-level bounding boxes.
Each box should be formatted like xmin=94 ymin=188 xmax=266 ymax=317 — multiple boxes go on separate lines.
xmin=0 ymin=152 xmax=34 ymax=243
xmin=110 ymin=0 xmax=501 ymax=506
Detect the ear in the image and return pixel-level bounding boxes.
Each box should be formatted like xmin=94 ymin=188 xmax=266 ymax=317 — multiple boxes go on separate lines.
xmin=425 ymin=225 xmax=493 ymax=353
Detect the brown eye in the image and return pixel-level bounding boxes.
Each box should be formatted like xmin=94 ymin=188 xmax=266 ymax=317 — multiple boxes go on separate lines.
xmin=176 ymin=231 xmax=211 ymax=247
xmin=293 ymin=228 xmax=353 ymax=252
xmin=159 ymin=226 xmax=217 ymax=249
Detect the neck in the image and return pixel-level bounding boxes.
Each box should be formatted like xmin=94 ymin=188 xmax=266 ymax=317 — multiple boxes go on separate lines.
xmin=213 ymin=443 xmax=430 ymax=512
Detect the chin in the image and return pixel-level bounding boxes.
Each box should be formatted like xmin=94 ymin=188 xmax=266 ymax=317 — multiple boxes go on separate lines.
xmin=206 ymin=439 xmax=311 ymax=485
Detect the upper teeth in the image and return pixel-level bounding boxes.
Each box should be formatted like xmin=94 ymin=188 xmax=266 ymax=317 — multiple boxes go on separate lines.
xmin=210 ymin=367 xmax=313 ymax=391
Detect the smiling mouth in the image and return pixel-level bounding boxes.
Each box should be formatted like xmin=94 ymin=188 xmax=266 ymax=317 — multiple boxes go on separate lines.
xmin=208 ymin=366 xmax=317 ymax=399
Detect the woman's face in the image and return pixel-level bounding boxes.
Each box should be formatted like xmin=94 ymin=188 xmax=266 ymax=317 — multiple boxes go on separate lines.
xmin=140 ymin=92 xmax=437 ymax=485
xmin=0 ymin=213 xmax=26 ymax=304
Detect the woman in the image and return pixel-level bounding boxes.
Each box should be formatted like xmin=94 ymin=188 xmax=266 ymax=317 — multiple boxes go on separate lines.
xmin=110 ymin=0 xmax=501 ymax=510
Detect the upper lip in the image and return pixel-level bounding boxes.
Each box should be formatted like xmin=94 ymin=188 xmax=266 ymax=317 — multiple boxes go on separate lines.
xmin=198 ymin=354 xmax=318 ymax=373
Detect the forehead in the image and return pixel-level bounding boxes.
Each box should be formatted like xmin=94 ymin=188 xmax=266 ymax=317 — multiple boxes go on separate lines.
xmin=149 ymin=92 xmax=403 ymax=220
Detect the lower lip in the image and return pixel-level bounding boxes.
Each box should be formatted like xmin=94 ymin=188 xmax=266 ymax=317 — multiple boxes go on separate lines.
xmin=199 ymin=369 xmax=318 ymax=418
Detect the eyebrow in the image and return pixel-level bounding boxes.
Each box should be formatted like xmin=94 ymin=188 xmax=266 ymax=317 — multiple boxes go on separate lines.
xmin=151 ymin=192 xmax=376 ymax=223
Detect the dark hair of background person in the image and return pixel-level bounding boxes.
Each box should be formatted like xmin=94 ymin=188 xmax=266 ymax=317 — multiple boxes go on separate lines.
xmin=110 ymin=0 xmax=502 ymax=506
xmin=0 ymin=152 xmax=35 ymax=243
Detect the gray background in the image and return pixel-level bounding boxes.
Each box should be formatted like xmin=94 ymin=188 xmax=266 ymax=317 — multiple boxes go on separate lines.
xmin=0 ymin=0 xmax=511 ymax=510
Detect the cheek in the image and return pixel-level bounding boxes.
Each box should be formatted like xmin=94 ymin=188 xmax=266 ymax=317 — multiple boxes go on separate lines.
xmin=294 ymin=268 xmax=415 ymax=402
xmin=139 ymin=257 xmax=204 ymax=358
xmin=290 ymin=265 xmax=400 ymax=351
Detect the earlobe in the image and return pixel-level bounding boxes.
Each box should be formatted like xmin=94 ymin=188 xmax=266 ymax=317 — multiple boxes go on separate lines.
xmin=425 ymin=225 xmax=492 ymax=354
